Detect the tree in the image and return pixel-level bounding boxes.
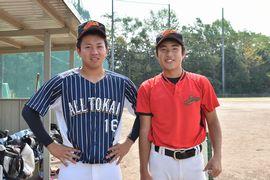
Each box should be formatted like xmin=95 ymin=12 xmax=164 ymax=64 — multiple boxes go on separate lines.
xmin=4 ymin=7 xmax=269 ymax=98
xmin=107 ymin=9 xmax=180 ymax=86
xmin=73 ymin=0 xmax=90 ymax=21
xmin=235 ymin=32 xmax=270 ymax=94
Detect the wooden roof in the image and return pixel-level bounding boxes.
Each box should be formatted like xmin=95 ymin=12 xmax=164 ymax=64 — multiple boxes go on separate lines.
xmin=0 ymin=0 xmax=83 ymax=54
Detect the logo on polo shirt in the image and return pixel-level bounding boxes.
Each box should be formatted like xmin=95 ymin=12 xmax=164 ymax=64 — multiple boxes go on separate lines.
xmin=184 ymin=95 xmax=200 ymax=105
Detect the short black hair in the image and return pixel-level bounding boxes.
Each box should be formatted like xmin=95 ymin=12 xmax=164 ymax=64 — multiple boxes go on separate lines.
xmin=76 ymin=31 xmax=108 ymax=49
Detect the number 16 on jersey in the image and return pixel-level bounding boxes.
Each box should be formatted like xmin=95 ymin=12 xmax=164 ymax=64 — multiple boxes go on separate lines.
xmin=105 ymin=119 xmax=118 ymax=133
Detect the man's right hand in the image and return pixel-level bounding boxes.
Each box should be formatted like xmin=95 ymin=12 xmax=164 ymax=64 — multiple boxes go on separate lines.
xmin=47 ymin=142 xmax=81 ymax=166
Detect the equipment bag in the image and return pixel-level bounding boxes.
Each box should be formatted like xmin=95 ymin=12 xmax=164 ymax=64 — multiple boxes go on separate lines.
xmin=0 ymin=143 xmax=35 ymax=179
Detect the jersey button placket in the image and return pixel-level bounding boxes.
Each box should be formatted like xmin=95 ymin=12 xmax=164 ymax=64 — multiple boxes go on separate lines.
xmin=93 ymin=84 xmax=96 ymax=140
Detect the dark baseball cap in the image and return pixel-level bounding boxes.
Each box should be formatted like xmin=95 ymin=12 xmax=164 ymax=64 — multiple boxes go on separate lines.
xmin=156 ymin=29 xmax=184 ymax=48
xmin=77 ymin=20 xmax=106 ymax=40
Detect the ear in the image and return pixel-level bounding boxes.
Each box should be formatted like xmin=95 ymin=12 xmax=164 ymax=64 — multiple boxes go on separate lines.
xmin=182 ymin=51 xmax=187 ymax=62
xmin=155 ymin=50 xmax=159 ymax=60
xmin=76 ymin=47 xmax=81 ymax=56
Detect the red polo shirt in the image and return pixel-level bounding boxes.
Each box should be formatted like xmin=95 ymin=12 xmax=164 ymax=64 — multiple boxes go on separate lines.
xmin=136 ymin=72 xmax=219 ymax=149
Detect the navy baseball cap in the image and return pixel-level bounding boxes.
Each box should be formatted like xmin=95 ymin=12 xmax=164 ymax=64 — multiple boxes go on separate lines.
xmin=156 ymin=29 xmax=184 ymax=48
xmin=77 ymin=20 xmax=106 ymax=40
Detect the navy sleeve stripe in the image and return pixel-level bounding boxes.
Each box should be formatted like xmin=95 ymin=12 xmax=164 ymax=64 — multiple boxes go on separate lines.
xmin=31 ymin=76 xmax=61 ymax=109
xmin=124 ymin=79 xmax=137 ymax=106
xmin=34 ymin=78 xmax=62 ymax=115
xmin=124 ymin=78 xmax=139 ymax=142
xmin=33 ymin=76 xmax=62 ymax=109
xmin=26 ymin=75 xmax=63 ymax=116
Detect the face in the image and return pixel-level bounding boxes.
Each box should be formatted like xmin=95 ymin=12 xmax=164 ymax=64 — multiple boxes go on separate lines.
xmin=77 ymin=34 xmax=108 ymax=70
xmin=156 ymin=40 xmax=185 ymax=73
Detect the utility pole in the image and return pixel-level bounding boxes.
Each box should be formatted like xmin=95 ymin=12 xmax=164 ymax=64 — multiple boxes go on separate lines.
xmin=221 ymin=8 xmax=225 ymax=95
xmin=111 ymin=0 xmax=115 ymax=71
xmin=116 ymin=0 xmax=171 ymax=29
xmin=168 ymin=4 xmax=171 ymax=28
xmin=0 ymin=55 xmax=2 ymax=98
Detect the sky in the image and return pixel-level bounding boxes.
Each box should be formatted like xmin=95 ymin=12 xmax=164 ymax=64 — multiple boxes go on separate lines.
xmin=81 ymin=0 xmax=270 ymax=36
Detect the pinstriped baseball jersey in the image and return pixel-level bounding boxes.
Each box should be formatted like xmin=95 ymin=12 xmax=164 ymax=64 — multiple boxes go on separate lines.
xmin=26 ymin=68 xmax=137 ymax=164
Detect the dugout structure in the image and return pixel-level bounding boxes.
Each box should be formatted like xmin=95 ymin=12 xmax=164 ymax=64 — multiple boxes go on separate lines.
xmin=0 ymin=0 xmax=83 ymax=179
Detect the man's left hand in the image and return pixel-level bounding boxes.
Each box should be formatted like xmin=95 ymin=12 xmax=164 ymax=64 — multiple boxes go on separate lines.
xmin=106 ymin=138 xmax=134 ymax=164
xmin=204 ymin=155 xmax=222 ymax=177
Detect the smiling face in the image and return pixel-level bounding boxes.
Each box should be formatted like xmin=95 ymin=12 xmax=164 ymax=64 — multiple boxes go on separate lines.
xmin=156 ymin=40 xmax=186 ymax=75
xmin=77 ymin=34 xmax=108 ymax=70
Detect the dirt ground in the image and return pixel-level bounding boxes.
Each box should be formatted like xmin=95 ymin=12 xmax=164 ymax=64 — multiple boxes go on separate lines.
xmin=49 ymin=98 xmax=270 ymax=180
xmin=120 ymin=98 xmax=270 ymax=180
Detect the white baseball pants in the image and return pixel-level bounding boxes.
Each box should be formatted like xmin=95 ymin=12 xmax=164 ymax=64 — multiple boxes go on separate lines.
xmin=58 ymin=161 xmax=121 ymax=180
xmin=149 ymin=144 xmax=206 ymax=180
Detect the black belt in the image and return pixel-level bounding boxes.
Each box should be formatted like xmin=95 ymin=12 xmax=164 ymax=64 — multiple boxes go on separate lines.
xmin=154 ymin=144 xmax=202 ymax=160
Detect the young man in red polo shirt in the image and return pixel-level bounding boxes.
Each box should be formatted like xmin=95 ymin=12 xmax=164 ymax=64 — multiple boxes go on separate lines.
xmin=137 ymin=30 xmax=222 ymax=180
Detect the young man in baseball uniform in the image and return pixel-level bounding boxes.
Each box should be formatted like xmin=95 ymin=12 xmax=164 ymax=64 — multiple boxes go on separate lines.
xmin=22 ymin=20 xmax=139 ymax=180
xmin=137 ymin=30 xmax=222 ymax=180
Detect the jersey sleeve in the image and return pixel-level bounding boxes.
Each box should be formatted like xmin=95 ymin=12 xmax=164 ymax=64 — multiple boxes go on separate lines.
xmin=124 ymin=78 xmax=137 ymax=111
xmin=124 ymin=78 xmax=140 ymax=142
xmin=136 ymin=81 xmax=152 ymax=115
xmin=200 ymin=76 xmax=220 ymax=113
xmin=26 ymin=75 xmax=63 ymax=117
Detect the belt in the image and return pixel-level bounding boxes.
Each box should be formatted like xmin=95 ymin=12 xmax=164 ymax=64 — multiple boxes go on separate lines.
xmin=154 ymin=144 xmax=202 ymax=160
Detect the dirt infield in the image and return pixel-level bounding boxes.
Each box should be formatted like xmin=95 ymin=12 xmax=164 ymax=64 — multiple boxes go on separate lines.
xmin=120 ymin=98 xmax=270 ymax=180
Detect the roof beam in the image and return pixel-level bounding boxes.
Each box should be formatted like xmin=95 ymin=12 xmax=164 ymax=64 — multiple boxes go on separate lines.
xmin=0 ymin=28 xmax=71 ymax=37
xmin=35 ymin=0 xmax=65 ymax=27
xmin=0 ymin=44 xmax=76 ymax=54
xmin=69 ymin=30 xmax=77 ymax=39
xmin=34 ymin=0 xmax=77 ymax=39
xmin=62 ymin=0 xmax=84 ymax=23
xmin=0 ymin=8 xmax=24 ymax=29
xmin=0 ymin=38 xmax=23 ymax=49
xmin=34 ymin=36 xmax=45 ymax=43
xmin=0 ymin=7 xmax=44 ymax=43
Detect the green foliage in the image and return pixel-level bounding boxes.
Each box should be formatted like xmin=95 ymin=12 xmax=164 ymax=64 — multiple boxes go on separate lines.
xmin=105 ymin=9 xmax=270 ymax=95
xmin=73 ymin=0 xmax=90 ymax=21
xmin=1 ymin=51 xmax=81 ymax=98
xmin=2 ymin=53 xmax=43 ymax=98
xmin=1 ymin=8 xmax=269 ymax=97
